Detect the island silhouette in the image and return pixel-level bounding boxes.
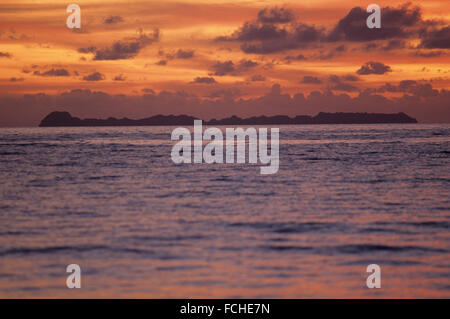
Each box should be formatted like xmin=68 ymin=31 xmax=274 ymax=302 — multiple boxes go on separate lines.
xmin=39 ymin=111 xmax=418 ymax=127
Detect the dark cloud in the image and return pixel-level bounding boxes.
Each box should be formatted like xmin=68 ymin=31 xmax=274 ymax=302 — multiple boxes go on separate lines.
xmin=239 ymin=59 xmax=258 ymax=68
xmin=341 ymin=75 xmax=360 ymax=82
xmin=381 ymin=40 xmax=406 ymax=51
xmin=82 ymin=72 xmax=104 ymax=81
xmin=378 ymin=80 xmax=439 ymax=97
xmin=33 ymin=68 xmax=70 ymax=77
xmin=363 ymin=43 xmax=378 ymax=51
xmin=250 ymin=75 xmax=266 ymax=82
xmin=0 ymin=52 xmax=11 ymax=58
xmin=285 ymin=52 xmax=334 ymax=62
xmin=238 ymin=23 xmax=324 ymax=54
xmin=329 ymin=74 xmax=360 ymax=82
xmin=295 ymin=24 xmax=322 ymax=42
xmin=78 ymin=46 xmax=96 ymax=54
xmin=216 ymin=7 xmax=324 ymax=54
xmin=192 ymin=77 xmax=217 ymax=84
xmin=328 ymin=74 xmax=360 ymax=91
xmin=331 ymin=82 xmax=359 ymax=92
xmin=211 ymin=60 xmax=235 ymax=76
xmin=217 ymin=4 xmax=448 ymax=56
xmin=240 ymin=40 xmax=293 ymax=54
xmin=328 ymin=4 xmax=422 ymax=42
xmin=357 ymin=61 xmax=392 ymax=75
xmin=160 ymin=49 xmax=195 ymax=60
xmin=10 ymin=77 xmax=24 ymax=82
xmin=142 ymin=88 xmax=155 ymax=94
xmin=210 ymin=59 xmax=259 ymax=76
xmin=328 ymin=75 xmax=341 ymax=83
xmin=301 ymin=76 xmax=322 ymax=84
xmin=113 ymin=74 xmax=126 ymax=81
xmin=206 ymin=88 xmax=241 ymax=99
xmin=420 ymin=26 xmax=450 ymax=49
xmin=311 ymin=51 xmax=335 ymax=60
xmin=156 ymin=60 xmax=167 ymax=66
xmin=233 ymin=22 xmax=288 ymax=42
xmin=92 ymin=29 xmax=159 ymax=60
xmin=414 ymin=51 xmax=444 ymax=58
xmin=257 ymin=7 xmax=295 ymax=24
xmin=270 ymin=83 xmax=282 ymax=95
xmin=284 ymin=54 xmax=307 ymax=62
xmin=377 ymin=82 xmax=399 ymax=93
xmin=175 ymin=49 xmax=195 ymax=59
xmin=104 ymin=16 xmax=123 ymax=25
xmin=4 ymin=28 xmax=32 ymax=41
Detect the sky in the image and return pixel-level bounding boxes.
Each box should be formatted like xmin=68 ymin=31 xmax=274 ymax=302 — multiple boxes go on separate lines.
xmin=0 ymin=0 xmax=449 ymax=126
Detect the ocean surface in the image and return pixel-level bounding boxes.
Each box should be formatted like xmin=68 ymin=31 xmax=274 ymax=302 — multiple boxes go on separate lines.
xmin=0 ymin=123 xmax=449 ymax=298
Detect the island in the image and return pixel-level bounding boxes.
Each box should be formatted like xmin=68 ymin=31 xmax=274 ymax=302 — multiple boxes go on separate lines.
xmin=39 ymin=111 xmax=418 ymax=127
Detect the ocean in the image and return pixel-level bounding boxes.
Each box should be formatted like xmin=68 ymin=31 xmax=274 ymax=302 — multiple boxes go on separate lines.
xmin=0 ymin=123 xmax=449 ymax=298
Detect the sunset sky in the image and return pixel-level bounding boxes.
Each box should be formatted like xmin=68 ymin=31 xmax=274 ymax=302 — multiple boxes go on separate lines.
xmin=0 ymin=0 xmax=449 ymax=126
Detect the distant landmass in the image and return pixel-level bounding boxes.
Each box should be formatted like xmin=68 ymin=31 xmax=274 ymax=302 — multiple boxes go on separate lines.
xmin=39 ymin=111 xmax=418 ymax=127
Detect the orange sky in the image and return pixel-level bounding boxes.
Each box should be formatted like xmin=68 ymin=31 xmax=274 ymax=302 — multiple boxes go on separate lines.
xmin=0 ymin=0 xmax=449 ymax=125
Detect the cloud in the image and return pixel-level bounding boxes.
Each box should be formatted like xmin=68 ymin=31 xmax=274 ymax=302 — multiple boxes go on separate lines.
xmin=331 ymin=82 xmax=359 ymax=92
xmin=216 ymin=7 xmax=324 ymax=54
xmin=328 ymin=4 xmax=422 ymax=42
xmin=0 ymin=52 xmax=11 ymax=58
xmin=250 ymin=75 xmax=266 ymax=82
xmin=156 ymin=60 xmax=167 ymax=66
xmin=420 ymin=26 xmax=450 ymax=49
xmin=327 ymin=74 xmax=360 ymax=91
xmin=4 ymin=28 xmax=32 ymax=41
xmin=210 ymin=59 xmax=259 ymax=76
xmin=233 ymin=22 xmax=288 ymax=42
xmin=104 ymin=16 xmax=123 ymax=25
xmin=192 ymin=77 xmax=217 ymax=84
xmin=211 ymin=60 xmax=235 ymax=76
xmin=10 ymin=77 xmax=24 ymax=82
xmin=381 ymin=40 xmax=406 ymax=51
xmin=356 ymin=62 xmax=392 ymax=75
xmin=301 ymin=76 xmax=322 ymax=84
xmin=142 ymin=88 xmax=155 ymax=94
xmin=78 ymin=46 xmax=96 ymax=54
xmin=33 ymin=68 xmax=70 ymax=77
xmin=363 ymin=43 xmax=378 ymax=51
xmin=284 ymin=54 xmax=307 ymax=62
xmin=113 ymin=74 xmax=126 ymax=81
xmin=329 ymin=74 xmax=360 ymax=82
xmin=341 ymin=75 xmax=360 ymax=82
xmin=82 ymin=72 xmax=104 ymax=81
xmin=216 ymin=4 xmax=448 ymax=55
xmin=206 ymin=88 xmax=241 ymax=99
xmin=414 ymin=51 xmax=444 ymax=58
xmin=310 ymin=51 xmax=335 ymax=60
xmin=378 ymin=80 xmax=439 ymax=97
xmin=92 ymin=29 xmax=159 ymax=60
xmin=176 ymin=49 xmax=195 ymax=59
xmin=238 ymin=24 xmax=323 ymax=54
xmin=160 ymin=49 xmax=195 ymax=60
xmin=239 ymin=59 xmax=258 ymax=68
xmin=257 ymin=7 xmax=295 ymax=24
xmin=285 ymin=51 xmax=335 ymax=62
